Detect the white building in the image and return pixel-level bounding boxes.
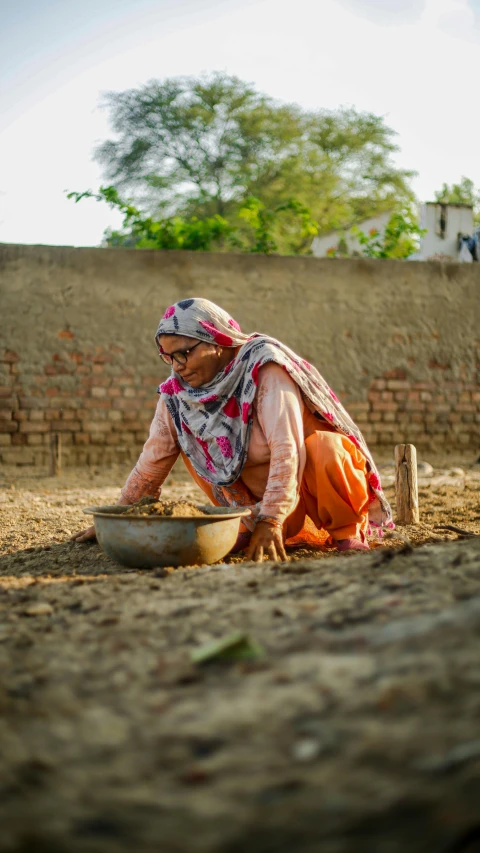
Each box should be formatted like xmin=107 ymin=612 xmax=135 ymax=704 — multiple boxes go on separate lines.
xmin=310 ymin=211 xmax=393 ymax=258
xmin=417 ymin=203 xmax=474 ymax=261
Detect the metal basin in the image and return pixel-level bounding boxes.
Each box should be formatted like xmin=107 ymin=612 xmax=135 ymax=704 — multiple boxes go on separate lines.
xmin=83 ymin=504 xmax=251 ymax=569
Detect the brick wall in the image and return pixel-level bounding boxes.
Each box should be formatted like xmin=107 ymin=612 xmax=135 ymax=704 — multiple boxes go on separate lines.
xmin=349 ymin=366 xmax=480 ymax=452
xmin=0 ymin=345 xmax=161 ymax=466
xmin=1 ymin=244 xmax=479 ymax=465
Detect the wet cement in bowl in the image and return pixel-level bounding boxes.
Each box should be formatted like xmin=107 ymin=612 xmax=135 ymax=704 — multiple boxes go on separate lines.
xmin=123 ymin=497 xmax=207 ymax=518
xmin=84 ymin=499 xmax=250 ymax=569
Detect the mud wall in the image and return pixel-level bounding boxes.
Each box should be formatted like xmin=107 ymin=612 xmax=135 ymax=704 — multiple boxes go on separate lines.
xmin=1 ymin=243 xmax=479 ymax=466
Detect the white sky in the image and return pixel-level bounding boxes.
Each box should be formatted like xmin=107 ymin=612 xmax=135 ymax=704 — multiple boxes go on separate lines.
xmin=1 ymin=0 xmax=479 ymax=247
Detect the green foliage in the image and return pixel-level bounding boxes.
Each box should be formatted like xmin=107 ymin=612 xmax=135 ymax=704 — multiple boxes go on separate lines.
xmin=93 ymin=72 xmax=415 ymax=249
xmin=67 ymin=187 xmax=317 ymax=255
xmin=434 ymin=177 xmax=480 ymax=225
xmin=326 ymin=208 xmax=425 ymax=259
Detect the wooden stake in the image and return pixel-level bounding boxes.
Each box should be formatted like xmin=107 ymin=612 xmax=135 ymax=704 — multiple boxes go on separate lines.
xmin=394 ymin=443 xmax=419 ymax=524
xmin=49 ymin=432 xmax=62 ymax=477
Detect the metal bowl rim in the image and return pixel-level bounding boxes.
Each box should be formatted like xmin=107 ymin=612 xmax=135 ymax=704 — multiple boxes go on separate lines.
xmin=83 ymin=505 xmax=251 ymax=520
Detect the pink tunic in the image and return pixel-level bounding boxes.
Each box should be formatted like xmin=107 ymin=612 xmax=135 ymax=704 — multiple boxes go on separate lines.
xmin=121 ymin=363 xmax=324 ymax=523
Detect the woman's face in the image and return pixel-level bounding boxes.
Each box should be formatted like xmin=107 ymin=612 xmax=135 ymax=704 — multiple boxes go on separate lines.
xmin=159 ymin=334 xmax=230 ymax=388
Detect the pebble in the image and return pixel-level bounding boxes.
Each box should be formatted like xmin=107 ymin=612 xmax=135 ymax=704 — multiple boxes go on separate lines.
xmin=417 ymin=462 xmax=434 ymax=476
xmin=24 ymin=602 xmax=53 ymax=616
xmin=292 ymin=738 xmax=322 ymax=762
xmin=448 ymin=468 xmax=465 ymax=477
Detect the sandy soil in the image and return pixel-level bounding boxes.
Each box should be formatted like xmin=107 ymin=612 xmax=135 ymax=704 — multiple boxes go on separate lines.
xmin=0 ymin=458 xmax=480 ymax=853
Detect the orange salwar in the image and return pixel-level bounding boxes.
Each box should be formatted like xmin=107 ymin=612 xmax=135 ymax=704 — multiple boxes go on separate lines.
xmin=183 ymin=430 xmax=369 ymax=546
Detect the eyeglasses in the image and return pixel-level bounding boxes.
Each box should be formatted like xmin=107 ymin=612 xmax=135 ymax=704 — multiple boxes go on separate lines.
xmin=159 ymin=341 xmax=202 ymax=366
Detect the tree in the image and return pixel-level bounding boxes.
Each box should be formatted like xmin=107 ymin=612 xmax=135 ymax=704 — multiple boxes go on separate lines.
xmin=434 ymin=177 xmax=480 ymax=225
xmin=67 ymin=186 xmax=319 ymax=255
xmin=94 ymin=72 xmax=415 ymax=248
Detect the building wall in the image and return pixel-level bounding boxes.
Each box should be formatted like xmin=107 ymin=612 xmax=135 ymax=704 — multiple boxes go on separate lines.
xmin=419 ymin=203 xmax=474 ymax=260
xmin=311 ymin=211 xmax=393 ymax=258
xmin=1 ymin=243 xmax=479 ymax=466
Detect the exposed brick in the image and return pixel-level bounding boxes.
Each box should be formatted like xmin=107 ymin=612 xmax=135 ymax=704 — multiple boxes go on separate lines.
xmin=381 ymin=391 xmax=394 ymax=402
xmin=428 ymin=359 xmax=450 ymax=370
xmin=370 ymin=379 xmax=386 ymax=391
xmin=1 ymin=350 xmax=19 ymax=363
xmin=427 ymin=403 xmax=450 ymax=414
xmin=0 ymin=420 xmax=19 ymax=433
xmin=113 ymin=375 xmax=135 ymax=387
xmin=108 ymin=410 xmax=123 ymax=422
xmin=73 ymin=432 xmax=90 ymax=445
xmin=0 ymin=386 xmax=14 ymax=397
xmin=383 ymin=368 xmax=407 ymax=380
xmin=123 ymin=387 xmax=138 ymax=399
xmin=346 ymin=402 xmax=370 ymax=412
xmin=0 ymin=434 xmax=12 ymax=446
xmin=27 ymin=434 xmax=44 ymax=446
xmin=105 ymin=433 xmax=123 ymax=445
xmin=374 ymin=402 xmax=398 ymax=412
xmin=81 ymin=421 xmax=112 ymax=433
xmin=48 ymin=421 xmax=82 ymax=432
xmin=12 ymin=432 xmax=30 ymax=446
xmin=19 ymin=421 xmax=49 ymax=433
xmin=1 ymin=410 xmax=15 ymax=421
xmin=0 ymin=397 xmax=17 ymax=410
xmin=91 ymin=387 xmax=107 ymax=398
xmin=47 ymin=397 xmax=77 ymax=409
xmin=90 ymin=433 xmax=107 ymax=445
xmin=107 ymin=387 xmax=121 ymax=398
xmin=1 ymin=450 xmax=35 ymax=464
xmin=29 ymin=410 xmax=45 ymax=422
xmin=113 ymin=420 xmax=143 ymax=431
xmin=386 ymin=380 xmax=409 ymax=391
xmin=112 ymin=398 xmax=141 ymax=411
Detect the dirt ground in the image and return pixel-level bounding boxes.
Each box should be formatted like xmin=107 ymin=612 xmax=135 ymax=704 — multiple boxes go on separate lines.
xmin=1 ymin=456 xmax=480 ymax=853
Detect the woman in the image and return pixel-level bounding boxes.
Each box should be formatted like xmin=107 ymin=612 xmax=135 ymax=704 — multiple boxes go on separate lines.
xmin=72 ymin=298 xmax=392 ymax=561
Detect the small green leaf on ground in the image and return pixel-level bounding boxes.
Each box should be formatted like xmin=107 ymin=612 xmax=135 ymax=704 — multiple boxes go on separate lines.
xmin=191 ymin=631 xmax=265 ymax=664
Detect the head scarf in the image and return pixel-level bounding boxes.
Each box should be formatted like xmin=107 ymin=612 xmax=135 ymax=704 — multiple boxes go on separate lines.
xmin=155 ymin=298 xmax=392 ymax=529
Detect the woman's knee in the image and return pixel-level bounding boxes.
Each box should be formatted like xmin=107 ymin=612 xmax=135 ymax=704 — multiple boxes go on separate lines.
xmin=305 ymin=430 xmax=344 ymax=464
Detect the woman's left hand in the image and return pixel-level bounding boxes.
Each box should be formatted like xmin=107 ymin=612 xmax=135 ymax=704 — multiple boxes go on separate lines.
xmin=245 ymin=521 xmax=287 ymax=563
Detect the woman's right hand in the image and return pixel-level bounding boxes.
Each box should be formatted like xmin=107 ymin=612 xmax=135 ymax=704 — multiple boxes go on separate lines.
xmin=70 ymin=525 xmax=97 ymax=543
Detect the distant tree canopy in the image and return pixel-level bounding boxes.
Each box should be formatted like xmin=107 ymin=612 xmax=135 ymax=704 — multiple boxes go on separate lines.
xmin=94 ymin=72 xmax=415 ymax=251
xmin=434 ymin=177 xmax=480 ymax=225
